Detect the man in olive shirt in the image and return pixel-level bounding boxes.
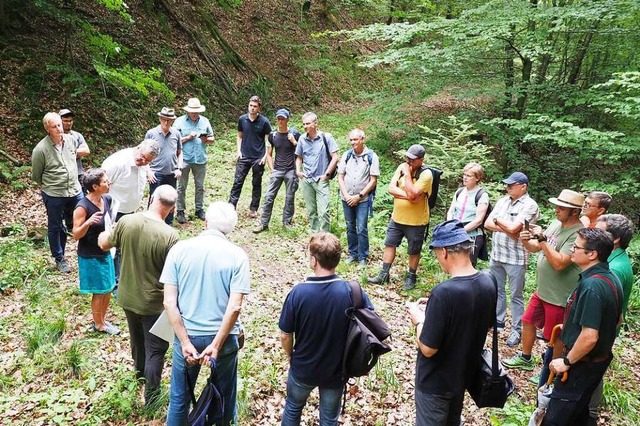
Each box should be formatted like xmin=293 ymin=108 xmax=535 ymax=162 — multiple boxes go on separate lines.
xmin=98 ymin=185 xmax=179 ymax=407
xmin=31 ymin=112 xmax=83 ymax=273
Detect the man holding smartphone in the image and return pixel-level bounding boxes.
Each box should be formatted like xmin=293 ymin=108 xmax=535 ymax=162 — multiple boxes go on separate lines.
xmin=484 ymin=172 xmax=539 ymax=347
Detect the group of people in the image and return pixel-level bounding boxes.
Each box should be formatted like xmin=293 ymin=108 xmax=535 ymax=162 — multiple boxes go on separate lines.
xmin=29 ymin=96 xmax=635 ymax=426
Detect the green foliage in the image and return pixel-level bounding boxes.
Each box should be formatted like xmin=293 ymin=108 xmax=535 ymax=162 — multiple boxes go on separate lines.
xmin=489 ymin=396 xmax=535 ymax=425
xmin=0 ymin=236 xmax=48 ymax=290
xmin=591 ymin=72 xmax=640 ymax=120
xmin=0 ymin=163 xmax=30 ymax=190
xmin=87 ymin=368 xmax=141 ymax=421
xmin=96 ymin=0 xmax=133 ymax=22
xmin=25 ymin=316 xmax=66 ymax=357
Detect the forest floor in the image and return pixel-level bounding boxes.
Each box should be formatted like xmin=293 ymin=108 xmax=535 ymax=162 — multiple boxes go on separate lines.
xmin=1 ymin=127 xmax=639 ymax=425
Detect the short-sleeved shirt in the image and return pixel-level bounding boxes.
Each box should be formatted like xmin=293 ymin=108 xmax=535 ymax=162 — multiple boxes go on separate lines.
xmin=102 ymin=148 xmax=148 ymax=214
xmin=391 ymin=165 xmax=432 ymax=226
xmin=238 ymin=114 xmax=272 ymax=159
xmin=295 ymin=131 xmax=339 ymax=181
xmin=76 ymin=195 xmax=113 ymax=258
xmin=160 ymin=229 xmax=250 ymax=336
xmin=31 ymin=134 xmax=81 ymax=197
xmin=268 ymin=129 xmax=301 ymax=171
xmin=417 ymin=271 xmax=496 ymax=395
xmin=145 ymin=125 xmax=182 ymax=174
xmin=69 ymin=130 xmax=87 ymax=175
xmin=561 ymin=262 xmax=622 ymax=358
xmin=608 ymin=248 xmax=634 ymax=318
xmin=279 ymin=275 xmax=374 ymax=388
xmin=174 ymin=114 xmax=213 ymax=165
xmin=337 ymin=148 xmax=380 ymax=204
xmin=108 ymin=213 xmax=179 ymax=315
xmin=536 ymin=220 xmax=583 ymax=306
xmin=488 ymin=193 xmax=540 ymax=265
xmin=449 ymin=187 xmax=490 ymax=237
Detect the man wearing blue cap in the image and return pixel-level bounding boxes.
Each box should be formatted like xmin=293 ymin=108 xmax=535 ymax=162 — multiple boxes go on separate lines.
xmin=407 ymin=220 xmax=496 ymax=426
xmin=484 ymin=172 xmax=539 ymax=347
xmin=253 ymin=109 xmax=302 ymax=233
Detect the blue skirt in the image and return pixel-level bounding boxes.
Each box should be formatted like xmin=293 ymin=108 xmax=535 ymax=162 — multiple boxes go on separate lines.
xmin=78 ymin=255 xmax=116 ymax=295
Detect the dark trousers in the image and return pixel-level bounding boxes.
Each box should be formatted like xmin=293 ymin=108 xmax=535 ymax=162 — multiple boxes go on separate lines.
xmin=124 ymin=309 xmax=169 ymax=406
xmin=228 ymin=157 xmax=264 ymax=212
xmin=542 ymin=355 xmax=612 ymax=426
xmin=149 ymin=173 xmax=177 ymax=224
xmin=41 ymin=191 xmax=83 ymax=261
xmin=415 ymin=388 xmax=463 ymax=426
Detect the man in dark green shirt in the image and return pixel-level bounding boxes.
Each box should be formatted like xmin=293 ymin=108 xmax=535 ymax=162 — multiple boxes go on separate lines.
xmin=543 ymin=228 xmax=623 ymax=426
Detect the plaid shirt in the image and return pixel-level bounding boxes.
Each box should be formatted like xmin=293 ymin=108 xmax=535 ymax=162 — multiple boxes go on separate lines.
xmin=489 ymin=193 xmax=539 ymax=265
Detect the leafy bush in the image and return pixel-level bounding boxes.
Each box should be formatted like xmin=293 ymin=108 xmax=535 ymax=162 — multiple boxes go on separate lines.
xmin=0 ymin=236 xmax=48 ymax=290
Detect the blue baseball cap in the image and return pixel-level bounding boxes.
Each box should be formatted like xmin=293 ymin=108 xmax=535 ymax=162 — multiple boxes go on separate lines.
xmin=275 ymin=109 xmax=290 ymax=119
xmin=502 ymin=172 xmax=529 ymax=185
xmin=429 ymin=219 xmax=472 ymax=249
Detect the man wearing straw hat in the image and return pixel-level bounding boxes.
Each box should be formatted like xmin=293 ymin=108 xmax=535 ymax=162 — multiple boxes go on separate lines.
xmin=174 ymin=98 xmax=215 ymax=224
xmin=503 ymin=189 xmax=584 ymax=377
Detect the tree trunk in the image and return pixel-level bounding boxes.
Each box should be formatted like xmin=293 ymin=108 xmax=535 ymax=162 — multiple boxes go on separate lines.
xmin=516 ymin=58 xmax=532 ymax=119
xmin=502 ymin=41 xmax=515 ymax=114
xmin=567 ymin=24 xmax=599 ymax=85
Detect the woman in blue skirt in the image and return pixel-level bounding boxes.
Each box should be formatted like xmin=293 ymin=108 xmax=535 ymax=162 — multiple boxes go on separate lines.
xmin=72 ymin=168 xmax=120 ymax=335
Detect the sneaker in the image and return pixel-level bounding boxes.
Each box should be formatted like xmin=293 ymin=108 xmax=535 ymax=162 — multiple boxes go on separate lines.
xmin=195 ymin=210 xmax=206 ymax=221
xmin=502 ymin=352 xmax=535 ymax=371
xmin=536 ymin=329 xmax=545 ymax=340
xmin=358 ymin=260 xmax=367 ymax=269
xmin=56 ymin=259 xmax=71 ymax=274
xmin=176 ymin=211 xmax=187 ymax=224
xmin=496 ymin=321 xmax=505 ymax=332
xmin=252 ymin=225 xmax=268 ymax=234
xmin=345 ymin=256 xmax=357 ymax=264
xmin=248 ymin=210 xmax=258 ymax=219
xmin=528 ymin=373 xmax=541 ymax=385
xmin=92 ymin=322 xmax=121 ymax=335
xmin=506 ymin=331 xmax=521 ymax=347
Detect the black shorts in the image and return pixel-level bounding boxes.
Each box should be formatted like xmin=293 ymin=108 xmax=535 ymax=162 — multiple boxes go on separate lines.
xmin=384 ymin=219 xmax=428 ymax=255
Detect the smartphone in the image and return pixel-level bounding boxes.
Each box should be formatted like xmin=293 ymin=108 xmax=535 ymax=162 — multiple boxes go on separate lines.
xmin=199 ymin=132 xmax=209 ymax=138
xmin=524 ymin=219 xmax=530 ymax=231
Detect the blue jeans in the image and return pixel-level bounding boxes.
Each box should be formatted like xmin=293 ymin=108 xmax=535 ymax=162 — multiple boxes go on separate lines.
xmin=260 ymin=169 xmax=299 ymax=227
xmin=41 ymin=191 xmax=83 ymax=261
xmin=149 ymin=173 xmax=177 ymax=224
xmin=167 ymin=334 xmax=239 ymax=426
xmin=177 ymin=163 xmax=206 ymax=212
xmin=341 ymin=200 xmax=369 ymax=261
xmin=281 ymin=371 xmax=342 ymax=426
xmin=490 ymin=260 xmax=526 ymax=334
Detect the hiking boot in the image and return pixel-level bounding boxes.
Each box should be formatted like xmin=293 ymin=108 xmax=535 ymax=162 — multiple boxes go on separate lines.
xmin=56 ymin=259 xmax=71 ymax=274
xmin=252 ymin=225 xmax=268 ymax=234
xmin=176 ymin=211 xmax=187 ymax=224
xmin=502 ymin=352 xmax=535 ymax=371
xmin=195 ymin=209 xmax=206 ymax=220
xmin=345 ymin=255 xmax=357 ymax=264
xmin=367 ymin=270 xmax=390 ymax=285
xmin=403 ymin=271 xmax=417 ymax=291
xmin=506 ymin=331 xmax=521 ymax=347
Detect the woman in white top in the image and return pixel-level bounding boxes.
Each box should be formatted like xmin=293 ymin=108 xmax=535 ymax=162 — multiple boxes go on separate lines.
xmin=446 ymin=162 xmax=490 ymax=266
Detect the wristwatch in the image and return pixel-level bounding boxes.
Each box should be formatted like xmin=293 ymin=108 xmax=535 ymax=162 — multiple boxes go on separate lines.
xmin=562 ymin=356 xmax=572 ymax=366
xmin=493 ymin=217 xmax=498 ymax=225
xmin=538 ymin=234 xmax=548 ymax=243
xmin=359 ymin=193 xmax=364 ymax=199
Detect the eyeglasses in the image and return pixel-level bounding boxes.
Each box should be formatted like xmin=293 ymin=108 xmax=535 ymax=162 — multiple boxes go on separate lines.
xmin=572 ymin=245 xmax=592 ymax=253
xmin=506 ymin=183 xmax=524 ymax=188
xmin=406 ymin=157 xmax=419 ymax=163
xmin=349 ymin=138 xmax=362 ymax=142
xmin=583 ymin=202 xmax=600 ymax=208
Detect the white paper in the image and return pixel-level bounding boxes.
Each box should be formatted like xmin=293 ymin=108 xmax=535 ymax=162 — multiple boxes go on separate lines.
xmin=150 ymin=310 xmax=175 ymax=343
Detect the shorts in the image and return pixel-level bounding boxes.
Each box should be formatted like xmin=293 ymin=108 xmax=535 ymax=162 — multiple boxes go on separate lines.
xmin=522 ymin=291 xmax=564 ymax=341
xmin=384 ymin=220 xmax=427 ymax=255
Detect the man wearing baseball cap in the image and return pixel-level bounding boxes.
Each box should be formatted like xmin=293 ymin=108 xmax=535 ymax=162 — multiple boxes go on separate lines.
xmin=253 ymin=109 xmax=301 ymax=233
xmin=173 ymin=98 xmax=215 ymax=224
xmin=503 ymin=189 xmax=584 ymax=381
xmin=484 ymin=172 xmax=539 ymax=347
xmin=58 ymin=108 xmax=90 ymax=192
xmin=368 ymin=144 xmax=432 ymax=290
xmin=407 ymin=220 xmax=496 ymax=425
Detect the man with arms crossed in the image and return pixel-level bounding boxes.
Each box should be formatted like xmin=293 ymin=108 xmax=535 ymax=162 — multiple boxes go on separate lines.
xmin=407 ymin=220 xmax=496 ymax=426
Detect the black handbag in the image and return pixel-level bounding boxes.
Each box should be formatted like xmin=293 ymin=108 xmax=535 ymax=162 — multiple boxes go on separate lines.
xmin=186 ymin=359 xmax=225 ymax=426
xmin=467 ymin=272 xmax=515 ymax=408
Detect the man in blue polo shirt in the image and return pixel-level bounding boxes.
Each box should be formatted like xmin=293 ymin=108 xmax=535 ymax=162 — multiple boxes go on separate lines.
xmin=174 ymin=98 xmax=214 ymax=224
xmin=229 ymin=95 xmax=272 ymax=218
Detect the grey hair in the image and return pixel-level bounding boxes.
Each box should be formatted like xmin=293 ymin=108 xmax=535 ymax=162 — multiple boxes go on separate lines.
xmin=349 ymin=128 xmax=365 ymax=139
xmin=444 ymin=241 xmax=475 ymax=255
xmin=152 ymin=185 xmax=178 ymax=208
xmin=206 ymin=201 xmax=238 ymax=235
xmin=302 ymin=112 xmax=318 ymax=123
xmin=597 ymin=214 xmax=634 ymax=249
xmin=43 ymin=112 xmax=60 ymax=128
xmin=139 ymin=139 xmax=160 ymax=158
xmin=587 ymin=191 xmax=612 ymax=210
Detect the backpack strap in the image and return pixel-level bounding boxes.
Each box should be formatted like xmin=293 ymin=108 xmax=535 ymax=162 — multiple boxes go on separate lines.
xmin=592 ymin=274 xmax=622 ymax=316
xmin=347 ymin=280 xmax=364 ymax=309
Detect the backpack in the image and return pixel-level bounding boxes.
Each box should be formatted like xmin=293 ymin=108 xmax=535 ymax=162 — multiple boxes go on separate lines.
xmin=342 ymin=281 xmax=392 ymax=380
xmin=345 ymin=149 xmax=377 ymax=217
xmin=186 ymin=360 xmax=224 ymax=426
xmin=416 ymin=165 xmax=443 ymax=210
xmin=321 ymin=132 xmax=337 ymax=179
xmin=454 ymin=187 xmax=493 ymax=229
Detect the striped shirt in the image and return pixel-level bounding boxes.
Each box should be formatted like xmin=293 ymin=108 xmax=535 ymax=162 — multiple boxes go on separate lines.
xmin=488 ymin=193 xmax=539 ymax=265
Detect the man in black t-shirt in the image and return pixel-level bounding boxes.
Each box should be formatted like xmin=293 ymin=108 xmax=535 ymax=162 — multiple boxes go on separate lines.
xmin=229 ymin=95 xmax=272 ymax=217
xmin=253 ymin=109 xmax=301 ymax=233
xmin=407 ymin=220 xmax=496 ymax=426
